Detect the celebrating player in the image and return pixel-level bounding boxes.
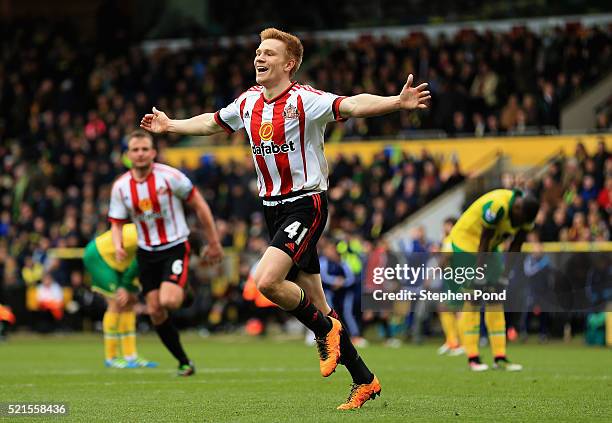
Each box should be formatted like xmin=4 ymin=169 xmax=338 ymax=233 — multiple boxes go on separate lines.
xmin=108 ymin=130 xmax=223 ymax=376
xmin=83 ymin=223 xmax=157 ymax=369
xmin=140 ymin=28 xmax=430 ymax=407
xmin=448 ymin=189 xmax=539 ymax=371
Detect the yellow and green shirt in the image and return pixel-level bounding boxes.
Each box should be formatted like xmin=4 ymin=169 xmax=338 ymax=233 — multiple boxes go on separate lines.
xmin=94 ymin=224 xmax=138 ymax=272
xmin=449 ymin=189 xmax=534 ymax=252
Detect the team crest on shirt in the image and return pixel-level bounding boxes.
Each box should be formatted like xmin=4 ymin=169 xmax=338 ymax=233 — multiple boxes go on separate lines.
xmin=157 ymin=186 xmax=168 ymax=196
xmin=282 ymin=104 xmax=300 ymax=119
xmin=138 ymin=198 xmax=153 ymax=212
xmin=259 ymin=122 xmax=274 ymax=141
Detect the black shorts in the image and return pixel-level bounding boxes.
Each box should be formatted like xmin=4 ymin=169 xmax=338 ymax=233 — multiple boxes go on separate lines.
xmin=263 ymin=192 xmax=328 ymax=281
xmin=136 ymin=241 xmax=191 ymax=295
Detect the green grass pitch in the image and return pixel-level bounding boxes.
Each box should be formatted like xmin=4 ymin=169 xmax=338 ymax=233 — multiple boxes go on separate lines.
xmin=0 ymin=334 xmax=610 ymax=422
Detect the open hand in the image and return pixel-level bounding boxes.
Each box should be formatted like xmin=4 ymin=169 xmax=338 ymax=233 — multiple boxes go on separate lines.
xmin=399 ymin=74 xmax=430 ymax=110
xmin=140 ymin=107 xmax=170 ymax=133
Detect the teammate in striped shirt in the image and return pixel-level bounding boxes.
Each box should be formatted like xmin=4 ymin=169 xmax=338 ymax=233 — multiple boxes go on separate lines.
xmin=109 ymin=130 xmax=223 ymax=376
xmin=140 ymin=28 xmax=430 ymax=407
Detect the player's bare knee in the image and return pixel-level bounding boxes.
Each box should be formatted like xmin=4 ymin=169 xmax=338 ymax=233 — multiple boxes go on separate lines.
xmin=255 ymin=273 xmax=281 ymax=298
xmin=159 ymin=295 xmax=181 ymax=310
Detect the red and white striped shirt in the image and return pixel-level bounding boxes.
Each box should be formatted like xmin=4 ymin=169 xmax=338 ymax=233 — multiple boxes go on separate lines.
xmin=214 ymin=82 xmax=346 ymax=201
xmin=108 ymin=163 xmax=195 ymax=250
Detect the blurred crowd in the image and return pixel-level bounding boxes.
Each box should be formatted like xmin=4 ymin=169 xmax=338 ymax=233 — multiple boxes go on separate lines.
xmin=520 ymin=139 xmax=611 ymax=243
xmin=315 ymin=24 xmax=611 ymax=138
xmin=1 ymin=20 xmax=611 ymax=152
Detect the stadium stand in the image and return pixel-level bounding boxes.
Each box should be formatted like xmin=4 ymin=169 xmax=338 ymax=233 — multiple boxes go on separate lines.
xmin=531 ymin=140 xmax=611 ymax=242
xmin=1 ymin=20 xmax=610 ymax=145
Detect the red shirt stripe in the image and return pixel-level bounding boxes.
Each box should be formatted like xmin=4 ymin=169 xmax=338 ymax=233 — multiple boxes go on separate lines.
xmin=250 ymin=97 xmax=274 ymax=196
xmin=272 ymin=96 xmax=294 ymax=195
xmin=147 ymin=172 xmax=168 ymax=244
xmin=129 ymin=177 xmax=151 ymax=246
xmin=165 ymin=179 xmax=178 ymax=236
xmin=296 ymin=95 xmax=307 ymax=185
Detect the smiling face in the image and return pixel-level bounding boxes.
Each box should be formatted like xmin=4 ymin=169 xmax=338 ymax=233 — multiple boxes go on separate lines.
xmin=254 ymin=38 xmax=295 ymax=87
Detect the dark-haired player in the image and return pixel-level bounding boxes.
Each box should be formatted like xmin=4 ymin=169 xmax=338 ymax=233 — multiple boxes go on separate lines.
xmin=449 ymin=189 xmax=539 ymax=371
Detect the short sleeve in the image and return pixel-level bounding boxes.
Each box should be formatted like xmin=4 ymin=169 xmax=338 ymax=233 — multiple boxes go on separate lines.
xmin=481 ymin=200 xmax=505 ymax=228
xmin=215 ymin=98 xmax=245 ymax=134
xmin=168 ymin=169 xmax=195 ymax=201
xmin=302 ymin=88 xmax=347 ymax=124
xmin=108 ymin=183 xmax=130 ymax=223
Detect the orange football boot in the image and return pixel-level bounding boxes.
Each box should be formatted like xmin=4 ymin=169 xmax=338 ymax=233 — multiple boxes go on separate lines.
xmin=316 ymin=317 xmax=342 ymax=377
xmin=337 ymin=375 xmax=382 ymax=410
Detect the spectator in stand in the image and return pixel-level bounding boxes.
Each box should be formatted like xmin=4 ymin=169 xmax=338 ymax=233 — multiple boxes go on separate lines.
xmin=486 ymin=114 xmax=503 ymax=136
xmin=597 ymin=177 xmax=612 ymax=214
xmin=539 ymin=206 xmax=568 ymax=242
xmin=36 ymin=274 xmax=64 ymax=322
xmin=538 ymin=81 xmax=560 ymax=128
xmin=470 ymin=63 xmax=499 ymax=113
xmin=588 ymin=210 xmax=610 ymax=241
xmin=500 ymin=95 xmax=521 ymax=131
xmin=522 ymin=94 xmax=539 ymax=126
xmin=581 ymin=175 xmax=599 ymax=203
xmin=472 ymin=113 xmax=486 ymax=137
xmin=449 ymin=111 xmax=470 ymax=137
xmin=593 ymin=139 xmax=610 ymax=175
xmin=541 ymin=175 xmax=564 ymax=210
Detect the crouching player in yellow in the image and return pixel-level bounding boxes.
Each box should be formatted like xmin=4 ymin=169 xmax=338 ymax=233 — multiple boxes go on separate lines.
xmin=449 ymin=189 xmax=539 ymax=371
xmin=83 ymin=223 xmax=157 ymax=369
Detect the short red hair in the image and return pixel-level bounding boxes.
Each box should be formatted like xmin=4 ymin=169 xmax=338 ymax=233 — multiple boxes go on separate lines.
xmin=260 ymin=28 xmax=304 ymax=77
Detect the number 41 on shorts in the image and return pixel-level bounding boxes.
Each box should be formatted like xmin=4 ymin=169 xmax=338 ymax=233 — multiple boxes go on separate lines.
xmin=284 ymin=221 xmax=308 ymax=245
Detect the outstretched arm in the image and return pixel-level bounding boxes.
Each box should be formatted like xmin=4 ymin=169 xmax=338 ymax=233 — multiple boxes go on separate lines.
xmin=140 ymin=107 xmax=225 ymax=136
xmin=339 ymin=74 xmax=430 ymax=118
